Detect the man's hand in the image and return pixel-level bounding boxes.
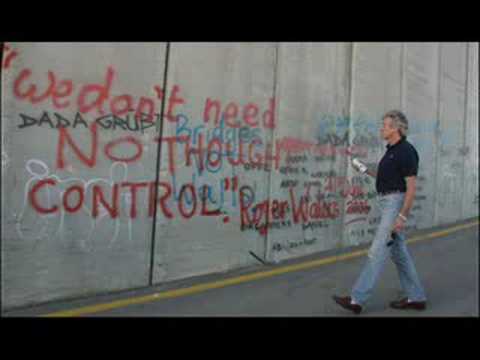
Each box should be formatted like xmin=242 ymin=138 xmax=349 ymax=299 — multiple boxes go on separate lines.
xmin=393 ymin=216 xmax=406 ymax=233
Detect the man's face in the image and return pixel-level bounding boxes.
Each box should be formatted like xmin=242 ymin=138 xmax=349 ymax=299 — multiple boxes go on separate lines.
xmin=380 ymin=117 xmax=397 ymax=140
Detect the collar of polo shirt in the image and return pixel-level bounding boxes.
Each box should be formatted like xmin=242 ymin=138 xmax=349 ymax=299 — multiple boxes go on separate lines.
xmin=386 ymin=136 xmax=406 ymax=150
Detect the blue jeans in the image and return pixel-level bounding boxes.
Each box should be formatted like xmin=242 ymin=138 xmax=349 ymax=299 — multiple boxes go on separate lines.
xmin=351 ymin=193 xmax=427 ymax=306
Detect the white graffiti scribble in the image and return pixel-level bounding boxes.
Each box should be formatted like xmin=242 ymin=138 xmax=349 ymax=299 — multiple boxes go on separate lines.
xmin=16 ymin=159 xmax=141 ymax=251
xmin=1 ymin=149 xmax=10 ymax=172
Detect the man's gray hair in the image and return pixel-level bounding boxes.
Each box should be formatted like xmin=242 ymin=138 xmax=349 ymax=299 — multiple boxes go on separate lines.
xmin=383 ymin=110 xmax=409 ymax=137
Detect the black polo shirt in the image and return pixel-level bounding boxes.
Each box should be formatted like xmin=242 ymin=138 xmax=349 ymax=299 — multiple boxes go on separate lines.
xmin=376 ymin=137 xmax=419 ymax=194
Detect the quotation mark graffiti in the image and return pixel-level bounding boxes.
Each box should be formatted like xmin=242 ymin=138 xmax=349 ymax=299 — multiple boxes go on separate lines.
xmin=223 ymin=176 xmax=238 ymax=192
xmin=1 ymin=44 xmax=19 ymax=70
xmin=221 ymin=176 xmax=238 ymax=223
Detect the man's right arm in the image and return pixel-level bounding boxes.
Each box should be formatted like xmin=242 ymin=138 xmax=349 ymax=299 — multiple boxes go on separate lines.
xmin=365 ymin=168 xmax=377 ymax=178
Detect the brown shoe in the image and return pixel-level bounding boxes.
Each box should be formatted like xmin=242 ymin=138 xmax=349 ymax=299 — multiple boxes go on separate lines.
xmin=332 ymin=295 xmax=362 ymax=314
xmin=390 ymin=298 xmax=426 ymax=311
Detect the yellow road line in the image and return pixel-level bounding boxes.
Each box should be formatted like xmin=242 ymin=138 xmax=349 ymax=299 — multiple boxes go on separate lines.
xmin=43 ymin=219 xmax=479 ymax=317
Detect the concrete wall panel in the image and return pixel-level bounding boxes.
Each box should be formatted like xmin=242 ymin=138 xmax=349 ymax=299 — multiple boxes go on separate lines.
xmin=345 ymin=43 xmax=403 ymax=246
xmin=151 ymin=43 xmax=276 ymax=282
xmin=434 ymin=43 xmax=468 ymax=226
xmin=1 ymin=43 xmax=167 ymax=308
xmin=268 ymin=43 xmax=351 ymax=263
xmin=402 ymin=43 xmax=440 ymax=230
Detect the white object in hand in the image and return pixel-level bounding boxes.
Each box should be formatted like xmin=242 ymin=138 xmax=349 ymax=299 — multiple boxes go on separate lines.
xmin=352 ymin=158 xmax=368 ymax=173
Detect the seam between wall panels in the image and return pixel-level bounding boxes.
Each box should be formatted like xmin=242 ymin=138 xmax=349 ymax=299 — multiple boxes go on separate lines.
xmin=433 ymin=43 xmax=442 ymax=226
xmin=339 ymin=42 xmax=355 ymax=249
xmin=1 ymin=43 xmax=3 ymax=162
xmin=400 ymin=43 xmax=406 ymax=111
xmin=344 ymin=42 xmax=356 ymax=248
xmin=264 ymin=42 xmax=279 ymax=262
xmin=1 ymin=42 xmax=3 ymax=116
xmin=461 ymin=43 xmax=470 ymax=219
xmin=1 ymin=43 xmax=3 ymax=237
xmin=149 ymin=42 xmax=171 ymax=286
xmin=335 ymin=43 xmax=342 ymax=250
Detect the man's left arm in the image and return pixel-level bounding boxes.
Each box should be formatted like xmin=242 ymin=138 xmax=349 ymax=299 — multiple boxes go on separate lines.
xmin=400 ymin=176 xmax=416 ymax=218
xmin=394 ymin=145 xmax=419 ymax=232
xmin=394 ymin=176 xmax=416 ymax=232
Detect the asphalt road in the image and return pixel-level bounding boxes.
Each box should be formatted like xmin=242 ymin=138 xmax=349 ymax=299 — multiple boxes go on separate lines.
xmin=4 ymin=219 xmax=478 ymax=317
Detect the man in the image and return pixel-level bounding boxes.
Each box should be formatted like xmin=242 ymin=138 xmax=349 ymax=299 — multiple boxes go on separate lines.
xmin=333 ymin=110 xmax=427 ymax=315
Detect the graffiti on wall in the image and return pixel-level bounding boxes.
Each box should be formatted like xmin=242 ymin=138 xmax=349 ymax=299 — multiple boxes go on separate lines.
xmin=0 ymin=45 xmax=280 ymax=246
xmin=5 ymin=43 xmax=462 ymax=251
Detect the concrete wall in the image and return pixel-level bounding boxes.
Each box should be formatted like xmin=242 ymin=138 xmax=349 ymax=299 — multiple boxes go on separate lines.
xmin=1 ymin=42 xmax=478 ymax=310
